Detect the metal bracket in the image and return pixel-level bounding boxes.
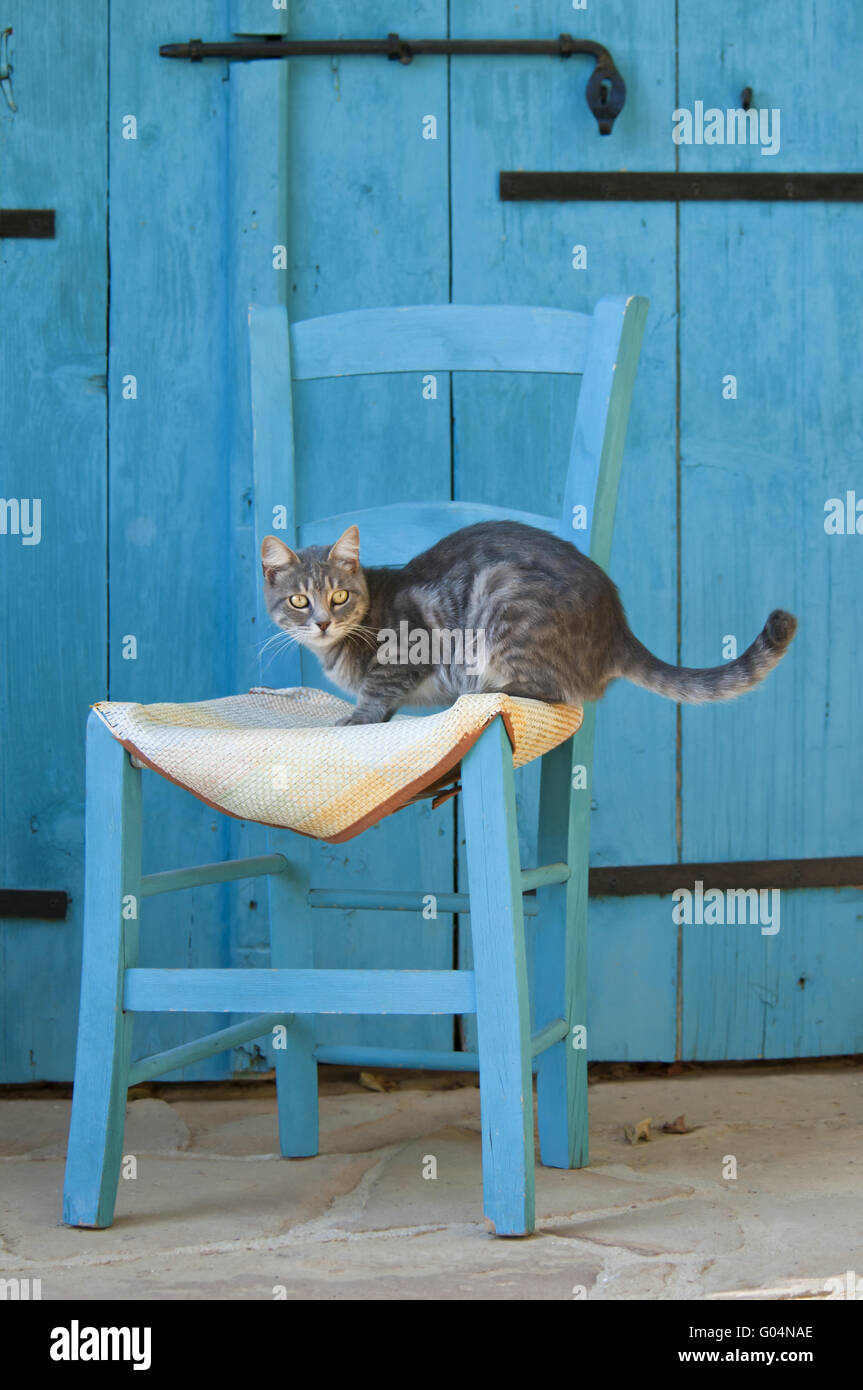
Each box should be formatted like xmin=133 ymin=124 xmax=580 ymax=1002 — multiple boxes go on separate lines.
xmin=500 ymin=172 xmax=863 ymax=202
xmin=589 ymin=856 xmax=863 ymax=897
xmin=0 ymin=890 xmax=68 ymax=920
xmin=159 ymin=33 xmax=626 ymax=135
xmin=0 ymin=209 xmax=55 ymax=237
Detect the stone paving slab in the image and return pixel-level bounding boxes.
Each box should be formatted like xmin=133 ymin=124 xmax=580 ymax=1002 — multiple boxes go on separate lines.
xmin=0 ymin=1151 xmax=378 ymax=1266
xmin=1 ymin=1062 xmax=860 ymax=1300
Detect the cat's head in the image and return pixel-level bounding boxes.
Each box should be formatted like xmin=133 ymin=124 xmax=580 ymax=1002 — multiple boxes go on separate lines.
xmin=261 ymin=525 xmax=369 ymax=651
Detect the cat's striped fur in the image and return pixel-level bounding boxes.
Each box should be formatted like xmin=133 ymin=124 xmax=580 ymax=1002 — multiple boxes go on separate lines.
xmin=261 ymin=521 xmax=796 ymax=725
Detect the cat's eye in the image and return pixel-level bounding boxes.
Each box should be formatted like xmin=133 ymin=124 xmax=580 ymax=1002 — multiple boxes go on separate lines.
xmin=331 ymin=589 xmax=349 ymax=605
xmin=288 ymin=594 xmax=309 ymax=609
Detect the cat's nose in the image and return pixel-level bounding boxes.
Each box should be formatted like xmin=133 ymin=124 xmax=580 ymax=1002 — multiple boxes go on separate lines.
xmin=316 ymin=620 xmax=331 ymax=633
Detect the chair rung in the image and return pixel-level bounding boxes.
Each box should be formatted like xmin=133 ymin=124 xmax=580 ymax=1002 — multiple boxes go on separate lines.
xmin=309 ymin=888 xmax=470 ymax=913
xmin=317 ymin=1023 xmax=568 ymax=1073
xmin=124 ymin=968 xmax=477 ymax=1016
xmin=521 ymin=863 xmax=570 ymax=891
xmin=128 ymin=1012 xmax=292 ymax=1085
xmin=141 ymin=854 xmax=288 ymax=898
xmin=315 ymin=1045 xmax=479 ymax=1071
xmin=307 ymin=886 xmax=545 ymax=915
xmin=530 ymin=1018 xmax=569 ymax=1056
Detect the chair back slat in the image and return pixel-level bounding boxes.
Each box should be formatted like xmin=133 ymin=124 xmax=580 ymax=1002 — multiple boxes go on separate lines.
xmin=289 ymin=305 xmax=592 ymax=379
xmin=300 ymin=501 xmax=561 ymax=569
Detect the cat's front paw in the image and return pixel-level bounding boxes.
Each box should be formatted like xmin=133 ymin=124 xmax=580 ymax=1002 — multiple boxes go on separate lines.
xmin=336 ymin=710 xmax=380 ymax=726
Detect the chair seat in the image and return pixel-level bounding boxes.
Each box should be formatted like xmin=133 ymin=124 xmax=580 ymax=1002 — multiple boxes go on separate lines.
xmin=92 ymin=687 xmax=582 ymax=843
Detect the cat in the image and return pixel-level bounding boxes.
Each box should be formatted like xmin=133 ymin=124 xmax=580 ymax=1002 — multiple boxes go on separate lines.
xmin=261 ymin=521 xmax=797 ymax=725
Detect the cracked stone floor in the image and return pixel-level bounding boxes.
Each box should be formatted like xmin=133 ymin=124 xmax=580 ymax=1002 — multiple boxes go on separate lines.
xmin=1 ymin=1059 xmax=860 ymax=1300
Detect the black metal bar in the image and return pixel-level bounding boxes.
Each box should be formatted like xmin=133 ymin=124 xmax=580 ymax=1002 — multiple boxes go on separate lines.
xmin=1 ymin=864 xmax=853 ymax=914
xmin=0 ymin=209 xmax=55 ymax=237
xmin=0 ymin=890 xmax=68 ymax=920
xmin=159 ymin=34 xmax=626 ymax=134
xmin=500 ymin=171 xmax=863 ymax=202
xmin=588 ymin=857 xmax=863 ymax=898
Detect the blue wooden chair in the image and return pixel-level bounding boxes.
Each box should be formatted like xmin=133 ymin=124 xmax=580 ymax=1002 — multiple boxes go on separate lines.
xmin=63 ymin=297 xmax=647 ymax=1237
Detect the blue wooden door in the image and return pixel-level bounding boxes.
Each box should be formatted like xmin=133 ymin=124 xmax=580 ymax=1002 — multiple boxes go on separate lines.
xmin=1 ymin=0 xmax=239 ymax=1080
xmin=676 ymin=5 xmax=863 ymax=1056
xmin=0 ymin=2 xmax=109 ymax=1079
xmin=2 ymin=0 xmax=860 ymax=1080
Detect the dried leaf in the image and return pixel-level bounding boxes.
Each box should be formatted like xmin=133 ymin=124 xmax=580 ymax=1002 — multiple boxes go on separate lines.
xmin=624 ymin=1116 xmax=653 ymax=1144
xmin=662 ymin=1113 xmax=695 ymax=1134
xmin=358 ymin=1070 xmax=399 ymax=1093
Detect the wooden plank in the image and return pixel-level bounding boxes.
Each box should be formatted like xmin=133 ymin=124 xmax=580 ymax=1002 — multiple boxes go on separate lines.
xmin=451 ymin=0 xmax=679 ymax=1059
xmin=228 ymin=76 xmax=310 ymax=1108
xmin=230 ymin=0 xmax=289 ymax=36
xmin=0 ymin=0 xmax=108 ymax=1081
xmin=678 ymin=1 xmax=863 ymax=1057
xmin=290 ymin=305 xmax=591 ymax=378
xmin=124 ymin=966 xmax=478 ymax=1015
xmin=108 ymin=0 xmax=234 ymax=1079
xmin=682 ymin=890 xmax=863 ymax=1061
xmin=225 ymin=24 xmax=292 ymax=1074
xmin=249 ymin=305 xmax=300 ymax=689
xmin=280 ymin=0 xmax=454 ymax=1056
xmin=587 ymin=897 xmax=677 ymax=1060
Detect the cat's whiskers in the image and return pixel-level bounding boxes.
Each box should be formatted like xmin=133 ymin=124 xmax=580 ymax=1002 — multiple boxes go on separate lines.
xmin=257 ymin=627 xmax=304 ymax=673
xmin=345 ymin=622 xmax=380 ymax=653
xmin=257 ymin=630 xmax=287 ymax=655
xmin=257 ymin=629 xmax=297 ymax=659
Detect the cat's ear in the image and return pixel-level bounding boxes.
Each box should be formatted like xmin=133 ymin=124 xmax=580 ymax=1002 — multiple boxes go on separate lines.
xmin=327 ymin=525 xmax=360 ymax=573
xmin=261 ymin=535 xmax=299 ymax=584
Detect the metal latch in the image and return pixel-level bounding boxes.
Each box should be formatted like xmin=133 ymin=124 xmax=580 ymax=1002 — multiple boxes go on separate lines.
xmin=159 ymin=32 xmax=626 ymax=135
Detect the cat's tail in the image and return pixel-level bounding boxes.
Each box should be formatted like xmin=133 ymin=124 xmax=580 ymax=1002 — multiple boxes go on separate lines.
xmin=619 ymin=610 xmax=797 ymax=703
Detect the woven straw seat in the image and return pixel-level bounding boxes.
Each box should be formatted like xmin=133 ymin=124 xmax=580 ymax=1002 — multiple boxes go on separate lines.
xmin=93 ymin=686 xmax=583 ymax=844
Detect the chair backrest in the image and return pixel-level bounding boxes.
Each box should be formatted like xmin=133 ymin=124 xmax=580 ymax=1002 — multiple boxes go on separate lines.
xmin=249 ymin=298 xmax=647 ymax=682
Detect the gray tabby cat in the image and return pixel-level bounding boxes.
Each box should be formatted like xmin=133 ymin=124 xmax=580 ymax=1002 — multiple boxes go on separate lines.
xmin=261 ymin=521 xmax=796 ymax=725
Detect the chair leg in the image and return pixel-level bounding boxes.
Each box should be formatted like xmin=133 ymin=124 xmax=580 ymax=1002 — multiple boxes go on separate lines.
xmin=461 ymin=718 xmax=535 ymax=1236
xmin=63 ymin=713 xmax=142 ymax=1227
xmin=267 ymin=831 xmax=318 ymax=1156
xmin=535 ymin=716 xmax=594 ymax=1169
